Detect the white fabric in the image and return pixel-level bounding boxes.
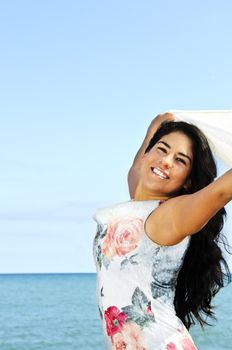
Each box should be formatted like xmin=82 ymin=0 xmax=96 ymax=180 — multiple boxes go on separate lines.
xmin=169 ymin=110 xmax=232 ymax=168
xmin=93 ymin=200 xmax=196 ymax=349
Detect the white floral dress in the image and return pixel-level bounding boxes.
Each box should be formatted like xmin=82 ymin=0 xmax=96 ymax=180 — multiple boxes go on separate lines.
xmin=93 ymin=200 xmax=197 ymax=350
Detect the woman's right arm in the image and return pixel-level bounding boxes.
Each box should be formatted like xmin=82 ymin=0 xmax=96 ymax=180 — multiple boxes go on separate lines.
xmin=128 ymin=112 xmax=175 ymax=198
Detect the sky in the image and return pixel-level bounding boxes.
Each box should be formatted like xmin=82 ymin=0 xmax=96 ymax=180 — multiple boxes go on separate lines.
xmin=1 ymin=0 xmax=232 ymax=273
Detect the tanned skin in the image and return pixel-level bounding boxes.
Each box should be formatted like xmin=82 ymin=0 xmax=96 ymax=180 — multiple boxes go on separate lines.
xmin=128 ymin=113 xmax=232 ymax=246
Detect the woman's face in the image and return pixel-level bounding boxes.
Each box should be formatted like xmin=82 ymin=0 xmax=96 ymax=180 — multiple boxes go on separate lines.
xmin=139 ymin=131 xmax=193 ymax=198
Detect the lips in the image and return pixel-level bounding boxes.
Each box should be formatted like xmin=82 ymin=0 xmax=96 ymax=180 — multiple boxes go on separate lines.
xmin=151 ymin=167 xmax=169 ymax=179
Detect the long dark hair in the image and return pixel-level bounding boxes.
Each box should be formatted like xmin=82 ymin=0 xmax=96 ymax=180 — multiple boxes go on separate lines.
xmin=146 ymin=121 xmax=231 ymax=329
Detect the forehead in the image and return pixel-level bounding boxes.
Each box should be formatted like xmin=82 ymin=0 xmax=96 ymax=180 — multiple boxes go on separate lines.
xmin=158 ymin=131 xmax=193 ymax=154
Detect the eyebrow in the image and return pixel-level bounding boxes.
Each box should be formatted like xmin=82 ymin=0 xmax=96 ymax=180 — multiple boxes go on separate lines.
xmin=157 ymin=141 xmax=192 ymax=163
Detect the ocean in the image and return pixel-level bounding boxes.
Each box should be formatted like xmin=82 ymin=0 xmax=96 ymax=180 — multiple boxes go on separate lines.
xmin=0 ymin=273 xmax=231 ymax=350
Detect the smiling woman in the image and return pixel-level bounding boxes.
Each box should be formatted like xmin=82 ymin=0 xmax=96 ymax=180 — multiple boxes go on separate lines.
xmin=135 ymin=131 xmax=193 ymax=200
xmin=93 ymin=112 xmax=232 ymax=350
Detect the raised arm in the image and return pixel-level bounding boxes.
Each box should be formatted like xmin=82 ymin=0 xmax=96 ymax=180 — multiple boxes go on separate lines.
xmin=128 ymin=112 xmax=175 ymax=198
xmin=146 ymin=168 xmax=232 ymax=245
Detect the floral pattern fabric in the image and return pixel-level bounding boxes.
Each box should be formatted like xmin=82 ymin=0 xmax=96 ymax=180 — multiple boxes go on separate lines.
xmin=93 ymin=200 xmax=197 ymax=350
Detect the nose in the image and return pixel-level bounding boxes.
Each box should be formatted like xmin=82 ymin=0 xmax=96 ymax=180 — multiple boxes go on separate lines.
xmin=160 ymin=154 xmax=174 ymax=169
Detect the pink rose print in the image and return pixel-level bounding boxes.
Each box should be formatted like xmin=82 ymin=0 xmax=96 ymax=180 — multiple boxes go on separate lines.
xmin=178 ymin=326 xmax=197 ymax=349
xmin=112 ymin=322 xmax=147 ymax=350
xmin=146 ymin=305 xmax=154 ymax=317
xmin=112 ymin=332 xmax=127 ymax=350
xmin=181 ymin=336 xmax=197 ymax=350
xmin=102 ymin=217 xmax=144 ymax=260
xmin=166 ymin=343 xmax=178 ymax=350
xmin=167 ymin=326 xmax=197 ymax=350
xmin=104 ymin=306 xmax=128 ymax=336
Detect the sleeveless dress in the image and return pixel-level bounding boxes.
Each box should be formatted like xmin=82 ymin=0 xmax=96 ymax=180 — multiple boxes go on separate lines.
xmin=93 ymin=200 xmax=197 ymax=350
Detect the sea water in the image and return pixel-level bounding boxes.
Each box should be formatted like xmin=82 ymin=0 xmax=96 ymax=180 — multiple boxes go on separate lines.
xmin=0 ymin=273 xmax=231 ymax=350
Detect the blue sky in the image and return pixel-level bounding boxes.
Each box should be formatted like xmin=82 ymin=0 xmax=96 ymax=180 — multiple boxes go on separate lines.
xmin=1 ymin=0 xmax=232 ymax=272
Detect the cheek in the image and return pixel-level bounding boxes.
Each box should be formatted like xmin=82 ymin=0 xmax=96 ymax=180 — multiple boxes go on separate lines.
xmin=140 ymin=157 xmax=150 ymax=176
xmin=140 ymin=155 xmax=149 ymax=168
xmin=175 ymin=167 xmax=190 ymax=182
xmin=142 ymin=153 xmax=154 ymax=167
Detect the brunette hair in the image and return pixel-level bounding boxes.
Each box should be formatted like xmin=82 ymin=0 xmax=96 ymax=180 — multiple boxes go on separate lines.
xmin=146 ymin=121 xmax=231 ymax=329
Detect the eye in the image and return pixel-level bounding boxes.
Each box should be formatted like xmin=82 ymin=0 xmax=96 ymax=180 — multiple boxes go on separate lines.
xmin=176 ymin=157 xmax=186 ymax=165
xmin=157 ymin=147 xmax=167 ymax=154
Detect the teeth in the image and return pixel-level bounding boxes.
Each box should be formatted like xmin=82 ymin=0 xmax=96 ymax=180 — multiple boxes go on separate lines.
xmin=152 ymin=167 xmax=168 ymax=179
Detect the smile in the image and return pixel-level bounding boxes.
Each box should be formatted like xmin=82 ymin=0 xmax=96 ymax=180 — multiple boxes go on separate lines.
xmin=151 ymin=167 xmax=169 ymax=179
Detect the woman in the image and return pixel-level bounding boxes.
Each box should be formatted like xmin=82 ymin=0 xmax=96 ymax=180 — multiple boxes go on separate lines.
xmin=93 ymin=112 xmax=231 ymax=349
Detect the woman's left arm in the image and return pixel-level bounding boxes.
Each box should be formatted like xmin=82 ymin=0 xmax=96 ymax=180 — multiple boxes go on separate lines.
xmin=146 ymin=168 xmax=232 ymax=245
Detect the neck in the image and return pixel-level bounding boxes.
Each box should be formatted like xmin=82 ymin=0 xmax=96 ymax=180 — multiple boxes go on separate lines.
xmin=134 ymin=185 xmax=170 ymax=201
